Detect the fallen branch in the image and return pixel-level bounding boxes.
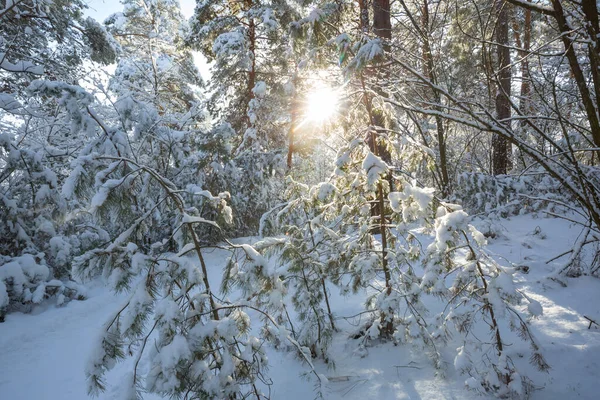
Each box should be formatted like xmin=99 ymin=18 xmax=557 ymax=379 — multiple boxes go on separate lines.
xmin=583 ymin=315 xmax=599 ymax=329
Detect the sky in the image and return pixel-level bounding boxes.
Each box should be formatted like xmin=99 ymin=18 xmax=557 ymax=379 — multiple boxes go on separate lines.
xmin=84 ymin=0 xmax=197 ymax=22
xmin=83 ymin=0 xmax=211 ymax=78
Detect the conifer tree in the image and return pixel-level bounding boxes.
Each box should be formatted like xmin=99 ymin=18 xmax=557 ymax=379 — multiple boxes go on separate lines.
xmin=189 ymin=0 xmax=301 ymax=234
xmin=0 ymin=0 xmax=117 ymax=317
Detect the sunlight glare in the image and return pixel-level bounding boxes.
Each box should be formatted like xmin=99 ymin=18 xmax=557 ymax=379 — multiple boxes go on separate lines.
xmin=305 ymin=87 xmax=339 ymax=123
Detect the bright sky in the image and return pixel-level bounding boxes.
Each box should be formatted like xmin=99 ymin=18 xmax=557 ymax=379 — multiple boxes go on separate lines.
xmin=84 ymin=0 xmax=197 ymax=22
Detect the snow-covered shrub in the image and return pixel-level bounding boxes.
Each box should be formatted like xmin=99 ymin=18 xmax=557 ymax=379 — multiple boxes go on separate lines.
xmin=73 ymin=152 xmax=278 ymax=398
xmin=224 ymin=179 xmax=342 ymax=362
xmin=74 ymin=156 xmax=328 ymax=398
xmin=454 ymin=171 xmax=566 ymax=217
xmin=0 ymin=0 xmax=119 ymax=314
xmin=0 ymin=100 xmax=88 ymax=317
xmin=245 ymin=135 xmax=438 ymax=363
xmin=240 ymin=133 xmax=550 ymax=397
xmin=0 ymin=133 xmax=66 ymax=258
xmin=419 ymin=205 xmax=550 ymax=397
xmin=86 ymin=246 xmax=270 ymax=399
xmin=0 ymin=253 xmax=82 ymax=320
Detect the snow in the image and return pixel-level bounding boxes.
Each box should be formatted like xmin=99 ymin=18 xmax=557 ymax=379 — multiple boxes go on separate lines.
xmin=181 ymin=213 xmax=220 ymax=228
xmin=261 ymin=8 xmax=277 ymax=31
xmin=0 ymin=255 xmax=50 ymax=300
xmin=305 ymin=8 xmax=326 ymax=25
xmin=252 ymin=81 xmax=267 ymax=97
xmin=154 ymin=297 xmax=181 ymax=325
xmin=431 ymin=209 xmax=468 ymax=251
xmin=0 ymin=281 xmax=9 ymax=308
xmin=312 ymin=181 xmax=336 ymax=201
xmin=240 ymin=243 xmax=267 ymax=268
xmin=149 ymin=335 xmax=192 ymax=392
xmin=0 ymin=52 xmax=44 ymax=74
xmin=212 ymin=30 xmax=246 ymax=58
xmin=389 ymin=181 xmax=435 ymax=213
xmin=527 ymin=298 xmax=544 ymax=317
xmin=155 ymin=55 xmax=173 ymax=72
xmin=350 ymin=39 xmax=384 ymax=68
xmin=0 ymin=93 xmax=21 ymax=111
xmin=465 ymin=376 xmax=484 ymax=392
xmin=0 ymin=262 xmax=28 ymax=293
xmin=2 ymin=215 xmax=600 ymax=399
xmin=453 ymin=346 xmax=470 ymax=372
xmin=468 ymin=224 xmax=487 ymax=246
xmin=362 ymin=152 xmax=388 ymax=187
xmin=0 ymin=285 xmax=150 ymax=400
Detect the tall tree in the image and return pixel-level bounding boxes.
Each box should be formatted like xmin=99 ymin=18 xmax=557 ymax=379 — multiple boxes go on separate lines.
xmin=492 ymin=0 xmax=512 ymax=175
xmin=189 ymin=0 xmax=299 ymax=234
xmin=505 ymin=0 xmax=600 ymax=149
xmin=106 ymin=0 xmax=202 ymax=114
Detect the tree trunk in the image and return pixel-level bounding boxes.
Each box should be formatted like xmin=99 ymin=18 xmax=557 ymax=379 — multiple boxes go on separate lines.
xmin=505 ymin=0 xmax=600 ymax=148
xmin=421 ymin=0 xmax=450 ymax=195
xmin=371 ymin=0 xmax=393 ymax=170
xmin=247 ymin=18 xmax=256 ymax=105
xmin=358 ymin=0 xmax=369 ymax=32
xmin=550 ymin=0 xmax=600 ymax=147
xmin=512 ymin=4 xmax=532 ymax=167
xmin=373 ymin=0 xmax=391 ymax=42
xmin=372 ymin=0 xmax=394 ymax=338
xmin=245 ymin=0 xmax=256 ymax=122
xmin=287 ymin=70 xmax=298 ymax=169
xmin=493 ymin=0 xmax=512 ymax=175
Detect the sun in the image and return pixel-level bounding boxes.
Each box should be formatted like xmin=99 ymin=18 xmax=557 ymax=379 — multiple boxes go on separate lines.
xmin=305 ymin=86 xmax=339 ymax=123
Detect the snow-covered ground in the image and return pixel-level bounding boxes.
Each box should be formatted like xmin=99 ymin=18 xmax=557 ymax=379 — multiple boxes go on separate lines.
xmin=1 ymin=214 xmax=599 ymax=399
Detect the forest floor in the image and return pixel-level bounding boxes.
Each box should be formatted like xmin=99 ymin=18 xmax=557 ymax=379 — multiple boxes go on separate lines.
xmin=1 ymin=214 xmax=600 ymax=400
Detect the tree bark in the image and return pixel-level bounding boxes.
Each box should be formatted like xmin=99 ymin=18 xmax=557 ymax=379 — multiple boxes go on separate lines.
xmin=373 ymin=0 xmax=392 ymax=42
xmin=493 ymin=0 xmax=512 ymax=175
xmin=549 ymin=0 xmax=600 ymax=147
xmin=372 ymin=0 xmax=394 ymax=338
xmin=506 ymin=0 xmax=600 ymax=153
xmin=371 ymin=0 xmax=392 ymax=169
xmin=358 ymin=0 xmax=369 ymax=32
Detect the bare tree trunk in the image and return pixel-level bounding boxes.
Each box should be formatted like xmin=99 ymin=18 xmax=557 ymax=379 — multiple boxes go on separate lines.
xmin=505 ymin=0 xmax=600 ymax=148
xmin=247 ymin=19 xmax=256 ymax=105
xmin=358 ymin=0 xmax=369 ymax=32
xmin=580 ymin=0 xmax=600 ymax=123
xmin=512 ymin=8 xmax=531 ymax=116
xmin=493 ymin=0 xmax=512 ymax=175
xmin=373 ymin=0 xmax=391 ymax=42
xmin=512 ymin=3 xmax=532 ymax=168
xmin=549 ymin=0 xmax=600 ymax=147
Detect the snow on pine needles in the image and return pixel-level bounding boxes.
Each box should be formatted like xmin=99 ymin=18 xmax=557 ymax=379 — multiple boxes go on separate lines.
xmin=1 ymin=214 xmax=599 ymax=400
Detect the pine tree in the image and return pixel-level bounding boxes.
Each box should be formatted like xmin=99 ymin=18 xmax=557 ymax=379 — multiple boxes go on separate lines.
xmin=0 ymin=0 xmax=117 ymax=317
xmin=189 ymin=0 xmax=301 ymax=235
xmin=492 ymin=0 xmax=512 ymax=175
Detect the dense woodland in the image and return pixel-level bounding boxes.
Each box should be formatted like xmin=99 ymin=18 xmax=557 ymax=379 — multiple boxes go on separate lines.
xmin=1 ymin=0 xmax=600 ymax=399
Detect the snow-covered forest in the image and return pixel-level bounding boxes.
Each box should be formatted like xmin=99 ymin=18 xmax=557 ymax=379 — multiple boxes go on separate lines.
xmin=1 ymin=0 xmax=600 ymax=399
